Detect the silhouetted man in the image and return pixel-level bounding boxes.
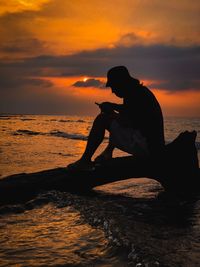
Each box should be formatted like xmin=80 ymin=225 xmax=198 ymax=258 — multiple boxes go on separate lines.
xmin=67 ymin=66 xmax=165 ymax=170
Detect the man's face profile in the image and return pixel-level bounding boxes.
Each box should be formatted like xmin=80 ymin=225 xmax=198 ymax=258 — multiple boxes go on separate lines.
xmin=110 ymin=82 xmax=124 ymax=98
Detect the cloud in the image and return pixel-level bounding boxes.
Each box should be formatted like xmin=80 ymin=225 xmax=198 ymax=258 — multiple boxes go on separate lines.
xmin=1 ymin=43 xmax=200 ymax=115
xmin=2 ymin=43 xmax=199 ymax=91
xmin=0 ymin=6 xmax=52 ymax=58
xmin=0 ymin=69 xmax=52 ymax=91
xmin=0 ymin=38 xmax=47 ymax=55
xmin=0 ymin=1 xmax=200 ymax=115
xmin=0 ymin=38 xmax=44 ymax=55
xmin=150 ymin=79 xmax=200 ymax=91
xmin=1 ymin=0 xmax=200 ymax=62
xmin=117 ymin=32 xmax=148 ymax=47
xmin=0 ymin=40 xmax=200 ymax=92
xmin=73 ymin=78 xmax=106 ymax=88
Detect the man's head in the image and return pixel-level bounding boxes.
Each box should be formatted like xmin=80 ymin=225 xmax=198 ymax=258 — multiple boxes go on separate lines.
xmin=106 ymin=66 xmax=132 ymax=98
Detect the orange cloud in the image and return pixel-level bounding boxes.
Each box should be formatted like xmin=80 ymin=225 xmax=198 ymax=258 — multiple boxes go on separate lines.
xmin=0 ymin=0 xmax=49 ymax=14
xmin=0 ymin=1 xmax=200 ymax=116
xmin=1 ymin=0 xmax=200 ymax=59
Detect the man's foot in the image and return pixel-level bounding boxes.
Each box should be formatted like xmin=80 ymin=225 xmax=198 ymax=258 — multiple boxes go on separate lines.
xmin=67 ymin=159 xmax=95 ymax=171
xmin=94 ymin=152 xmax=113 ymax=164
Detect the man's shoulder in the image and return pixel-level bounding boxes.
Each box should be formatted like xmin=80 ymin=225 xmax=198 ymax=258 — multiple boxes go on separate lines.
xmin=139 ymin=84 xmax=151 ymax=93
xmin=139 ymin=84 xmax=157 ymax=99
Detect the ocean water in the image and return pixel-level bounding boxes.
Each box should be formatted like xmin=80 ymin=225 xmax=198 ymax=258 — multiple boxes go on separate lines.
xmin=0 ymin=115 xmax=200 ymax=267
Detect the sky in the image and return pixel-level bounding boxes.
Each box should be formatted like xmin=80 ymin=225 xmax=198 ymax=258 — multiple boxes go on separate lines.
xmin=0 ymin=0 xmax=200 ymax=117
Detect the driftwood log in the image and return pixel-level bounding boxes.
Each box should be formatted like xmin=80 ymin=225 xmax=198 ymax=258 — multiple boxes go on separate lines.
xmin=0 ymin=131 xmax=199 ymax=204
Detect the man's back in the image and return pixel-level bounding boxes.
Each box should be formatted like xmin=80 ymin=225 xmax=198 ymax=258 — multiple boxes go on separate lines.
xmin=123 ymin=80 xmax=165 ymax=153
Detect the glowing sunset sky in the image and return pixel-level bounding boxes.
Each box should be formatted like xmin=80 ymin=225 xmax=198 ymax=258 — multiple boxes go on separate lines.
xmin=0 ymin=0 xmax=200 ymax=116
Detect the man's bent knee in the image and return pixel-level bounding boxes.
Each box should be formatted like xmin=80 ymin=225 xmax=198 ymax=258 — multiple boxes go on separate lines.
xmin=93 ymin=113 xmax=115 ymax=130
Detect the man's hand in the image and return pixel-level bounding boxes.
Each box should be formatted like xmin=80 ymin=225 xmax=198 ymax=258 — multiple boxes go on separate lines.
xmin=95 ymin=102 xmax=114 ymax=114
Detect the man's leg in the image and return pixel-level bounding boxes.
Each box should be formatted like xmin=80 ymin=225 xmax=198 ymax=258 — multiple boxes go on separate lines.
xmin=81 ymin=113 xmax=112 ymax=161
xmin=94 ymin=135 xmax=115 ymax=163
xmin=67 ymin=113 xmax=114 ymax=169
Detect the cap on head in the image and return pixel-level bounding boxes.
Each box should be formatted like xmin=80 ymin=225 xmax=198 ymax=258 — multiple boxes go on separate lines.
xmin=106 ymin=66 xmax=131 ymax=87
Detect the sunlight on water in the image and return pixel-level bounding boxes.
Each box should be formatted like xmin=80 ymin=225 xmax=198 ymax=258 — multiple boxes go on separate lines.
xmin=0 ymin=203 xmax=120 ymax=267
xmin=0 ymin=115 xmax=128 ymax=178
xmin=0 ymin=115 xmax=199 ymax=178
xmin=0 ymin=115 xmax=200 ymax=267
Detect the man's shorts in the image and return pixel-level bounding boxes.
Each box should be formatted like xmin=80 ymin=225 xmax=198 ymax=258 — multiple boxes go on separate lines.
xmin=110 ymin=119 xmax=149 ymax=157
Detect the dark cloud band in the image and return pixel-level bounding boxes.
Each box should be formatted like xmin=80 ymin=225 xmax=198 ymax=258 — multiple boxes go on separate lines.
xmin=1 ymin=44 xmax=200 ymax=91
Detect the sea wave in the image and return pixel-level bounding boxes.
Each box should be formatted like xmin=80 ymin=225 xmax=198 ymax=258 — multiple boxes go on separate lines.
xmin=47 ymin=119 xmax=87 ymax=123
xmin=0 ymin=117 xmax=11 ymax=120
xmin=14 ymin=129 xmax=41 ymax=135
xmin=13 ymin=129 xmax=88 ymax=141
xmin=0 ymin=116 xmax=34 ymax=121
xmin=12 ymin=129 xmax=200 ymax=149
xmin=49 ymin=130 xmax=87 ymax=140
xmin=20 ymin=118 xmax=35 ymax=121
xmin=51 ymin=152 xmax=77 ymax=157
xmin=59 ymin=119 xmax=86 ymax=123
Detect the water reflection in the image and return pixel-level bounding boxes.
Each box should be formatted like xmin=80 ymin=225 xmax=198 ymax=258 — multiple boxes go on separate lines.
xmin=0 ymin=179 xmax=199 ymax=267
xmin=0 ymin=115 xmax=200 ymax=266
xmin=0 ymin=203 xmax=120 ymax=267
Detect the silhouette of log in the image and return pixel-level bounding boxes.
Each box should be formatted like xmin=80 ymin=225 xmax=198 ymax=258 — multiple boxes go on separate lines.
xmin=0 ymin=131 xmax=199 ymax=204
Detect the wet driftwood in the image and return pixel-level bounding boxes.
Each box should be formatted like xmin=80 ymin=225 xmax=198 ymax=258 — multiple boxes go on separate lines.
xmin=0 ymin=131 xmax=199 ymax=204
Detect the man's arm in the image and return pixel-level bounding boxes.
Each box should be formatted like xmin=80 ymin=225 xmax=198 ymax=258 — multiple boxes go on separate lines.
xmin=96 ymin=102 xmax=123 ymax=113
xmin=111 ymin=103 xmax=123 ymax=112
